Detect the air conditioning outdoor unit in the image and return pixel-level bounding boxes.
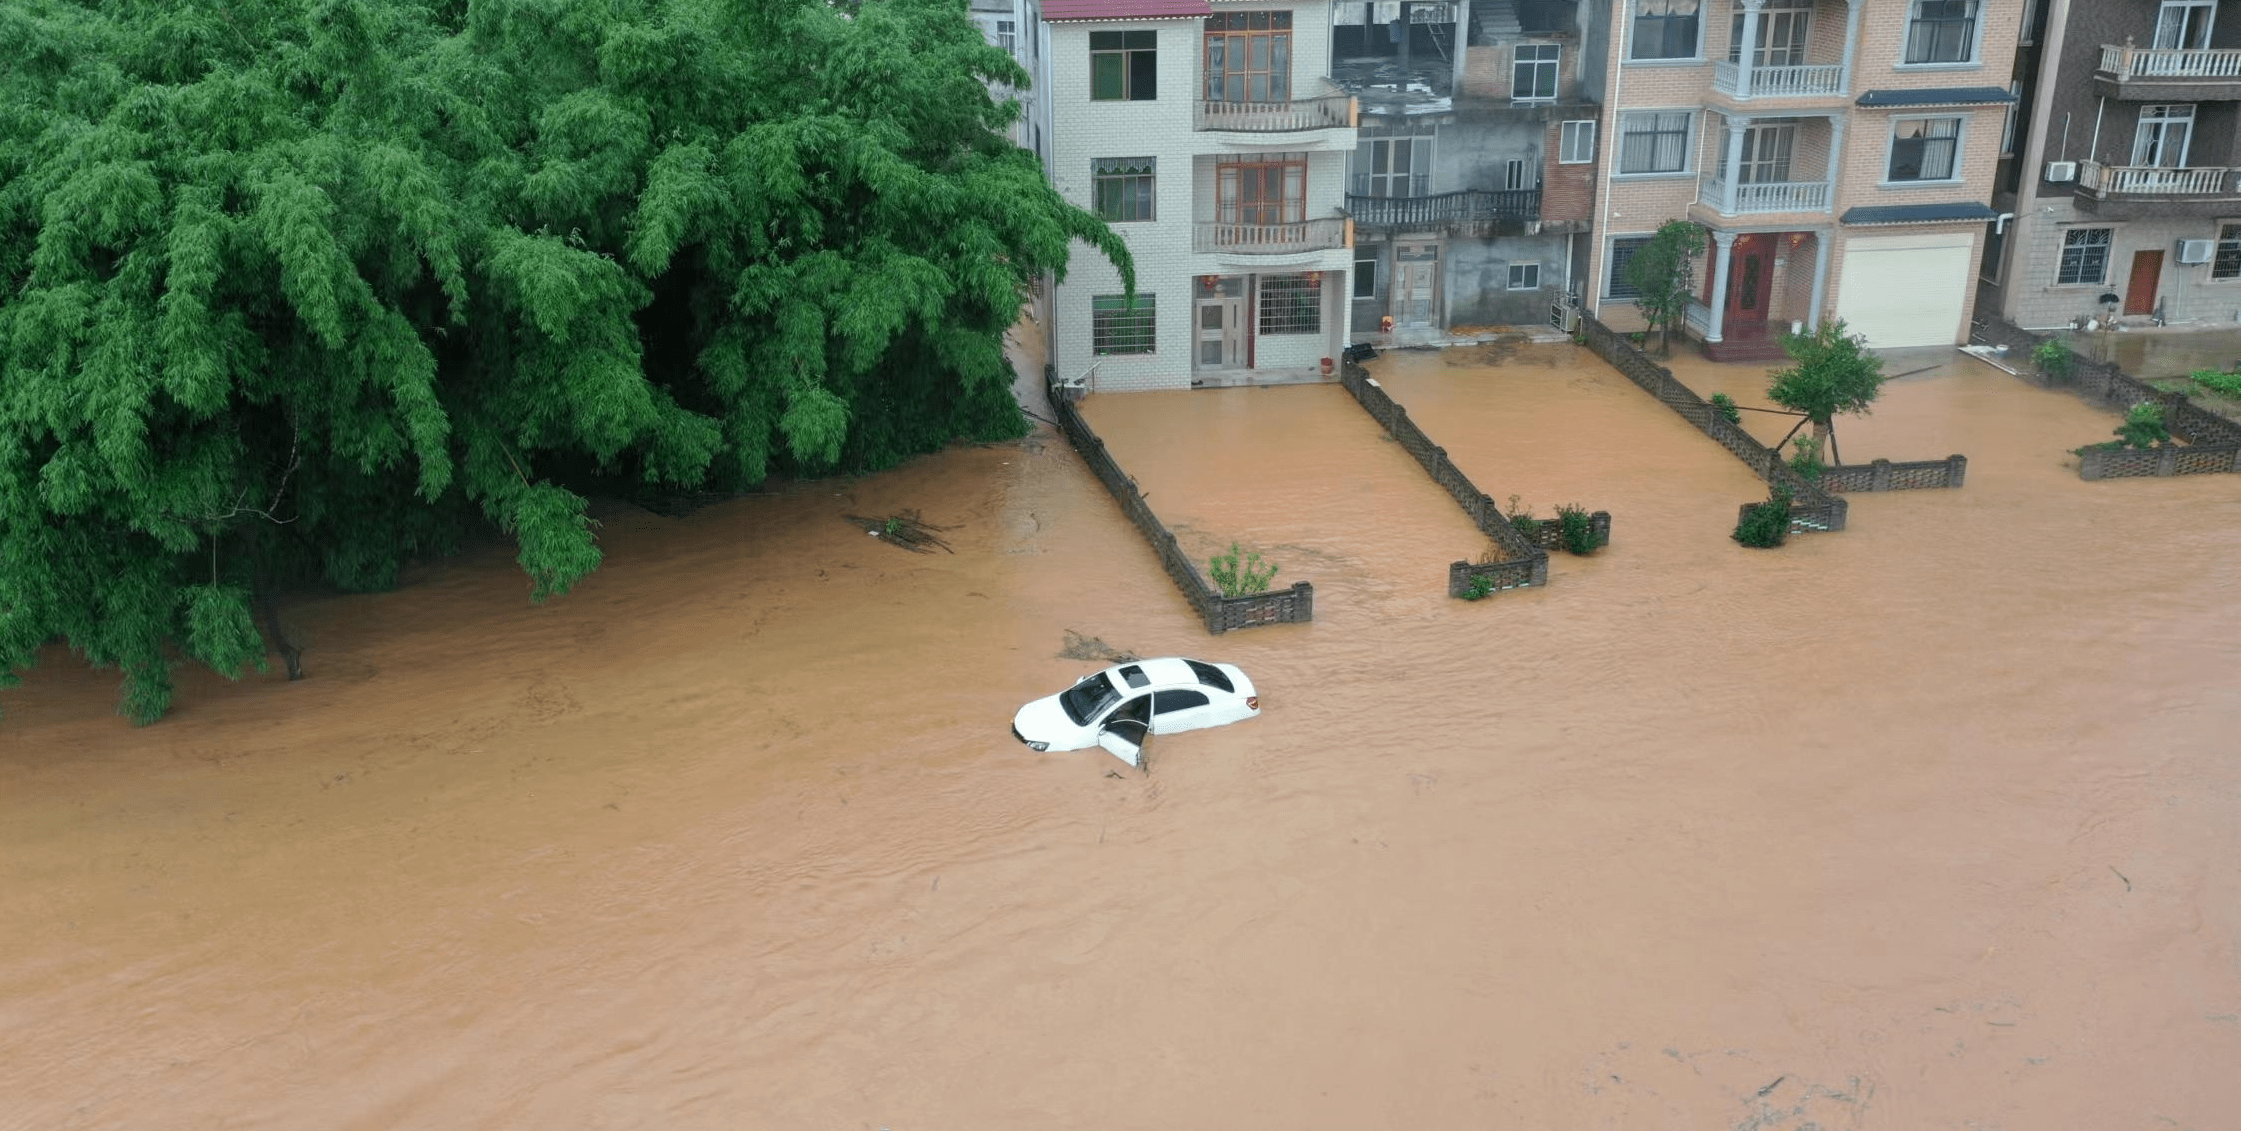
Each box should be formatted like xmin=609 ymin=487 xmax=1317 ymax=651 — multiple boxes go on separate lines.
xmin=1550 ymin=302 xmax=1580 ymax=333
xmin=2178 ymin=238 xmax=2216 ymax=264
xmin=2044 ymin=160 xmax=2078 ymax=183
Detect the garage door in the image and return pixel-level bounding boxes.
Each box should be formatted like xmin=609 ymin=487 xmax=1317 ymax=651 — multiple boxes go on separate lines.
xmin=1835 ymin=234 xmax=1974 ymax=348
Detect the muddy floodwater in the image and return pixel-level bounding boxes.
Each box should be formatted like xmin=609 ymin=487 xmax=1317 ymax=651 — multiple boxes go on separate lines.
xmin=4 ymin=344 xmax=2239 ymax=1130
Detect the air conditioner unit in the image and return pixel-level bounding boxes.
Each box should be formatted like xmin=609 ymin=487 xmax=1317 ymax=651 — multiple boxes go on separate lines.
xmin=1550 ymin=302 xmax=1580 ymax=333
xmin=2044 ymin=161 xmax=2078 ymax=183
xmin=2178 ymin=238 xmax=2216 ymax=264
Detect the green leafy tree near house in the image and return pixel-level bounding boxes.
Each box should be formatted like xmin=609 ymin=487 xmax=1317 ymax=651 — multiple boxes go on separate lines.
xmin=1766 ymin=319 xmax=1885 ymax=466
xmin=0 ymin=0 xmax=1131 ymax=723
xmin=1623 ymin=219 xmax=1705 ymax=357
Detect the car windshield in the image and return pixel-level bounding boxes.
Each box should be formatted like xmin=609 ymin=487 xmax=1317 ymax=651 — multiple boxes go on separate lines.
xmin=1185 ymin=660 xmax=1233 ymax=693
xmin=1059 ymin=672 xmax=1122 ymax=726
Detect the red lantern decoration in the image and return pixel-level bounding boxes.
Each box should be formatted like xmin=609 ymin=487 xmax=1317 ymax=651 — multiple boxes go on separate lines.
xmin=1200 ymin=274 xmax=1219 ymax=291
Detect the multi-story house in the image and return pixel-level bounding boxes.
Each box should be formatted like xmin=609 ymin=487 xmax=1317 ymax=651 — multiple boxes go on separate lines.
xmin=974 ymin=0 xmax=1057 ymax=169
xmin=1334 ymin=0 xmax=1615 ymax=338
xmin=1982 ymin=0 xmax=2241 ymax=329
xmin=1589 ymin=0 xmax=2020 ymax=358
xmin=1044 ymin=0 xmax=1362 ymax=392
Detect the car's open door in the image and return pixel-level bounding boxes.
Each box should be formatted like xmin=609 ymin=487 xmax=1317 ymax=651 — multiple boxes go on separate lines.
xmin=1097 ymin=695 xmax=1152 ymax=769
xmin=1097 ymin=717 xmax=1149 ymax=769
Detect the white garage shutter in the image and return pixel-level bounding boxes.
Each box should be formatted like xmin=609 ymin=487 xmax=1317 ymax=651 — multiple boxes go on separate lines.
xmin=1835 ymin=235 xmax=1973 ymax=349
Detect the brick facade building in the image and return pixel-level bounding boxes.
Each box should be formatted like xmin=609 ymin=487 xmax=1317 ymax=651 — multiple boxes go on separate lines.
xmin=1981 ymin=0 xmax=2241 ymax=330
xmin=1589 ymin=0 xmax=2022 ymax=356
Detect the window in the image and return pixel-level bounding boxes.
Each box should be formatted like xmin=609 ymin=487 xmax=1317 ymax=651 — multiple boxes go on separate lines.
xmin=1092 ymin=294 xmax=1156 ymax=354
xmin=1722 ymin=122 xmax=1795 ymax=183
xmin=1152 ymin=689 xmax=1210 ymax=714
xmin=1090 ymin=30 xmax=1157 ymax=101
xmin=992 ymin=19 xmax=1016 ymax=52
xmin=1631 ymin=0 xmax=1701 ymax=60
xmin=1092 ymin=157 xmax=1156 ymax=222
xmin=1560 ymin=119 xmax=1597 ymax=164
xmin=1354 ymin=255 xmax=1378 ymax=297
xmin=1218 ymin=153 xmax=1306 ymax=223
xmin=2155 ymin=1 xmax=2216 ymax=50
xmin=1185 ymin=659 xmax=1234 ymax=692
xmin=1618 ymin=111 xmax=1692 ymax=174
xmin=1729 ymin=0 xmax=1810 ymax=67
xmin=1607 ymin=236 xmax=1650 ymax=298
xmin=2057 ymin=228 xmax=2111 ymax=285
xmin=2133 ymin=104 xmax=2195 ymax=168
xmin=1353 ymin=134 xmax=1432 ymax=197
xmin=1505 ymin=158 xmax=1537 ymax=190
xmin=1509 ymin=262 xmax=1541 ymax=289
xmin=2216 ymin=224 xmax=2241 ymax=279
xmin=2001 ymin=82 xmax=2020 ymax=155
xmin=1258 ymin=274 xmax=1321 ymax=334
xmin=1887 ymin=118 xmax=1961 ymax=182
xmin=1513 ymin=43 xmax=1559 ymax=101
xmin=1904 ymin=0 xmax=1978 ymax=65
xmin=1204 ymin=11 xmax=1291 ymax=103
xmin=1059 ymin=672 xmax=1119 ymax=725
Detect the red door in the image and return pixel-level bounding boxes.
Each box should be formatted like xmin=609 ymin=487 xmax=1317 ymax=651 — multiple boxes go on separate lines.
xmin=1724 ymin=233 xmax=1773 ymax=329
xmin=2125 ymin=250 xmax=2163 ymax=316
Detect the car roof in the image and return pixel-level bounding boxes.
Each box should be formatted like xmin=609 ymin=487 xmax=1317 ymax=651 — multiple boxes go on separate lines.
xmin=1104 ymin=657 xmax=1222 ymax=692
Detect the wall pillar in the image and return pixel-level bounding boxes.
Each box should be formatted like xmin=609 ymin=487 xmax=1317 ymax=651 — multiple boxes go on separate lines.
xmin=1808 ymin=227 xmax=1833 ymax=331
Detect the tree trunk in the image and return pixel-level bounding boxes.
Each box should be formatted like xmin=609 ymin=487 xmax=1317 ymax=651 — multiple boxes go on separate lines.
xmin=252 ymin=572 xmax=304 ymax=681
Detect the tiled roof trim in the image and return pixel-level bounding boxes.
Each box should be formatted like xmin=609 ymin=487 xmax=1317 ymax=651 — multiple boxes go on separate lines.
xmin=1854 ymin=86 xmax=2019 ymax=107
xmin=1042 ymin=0 xmax=1213 ymax=20
xmin=1840 ymin=202 xmax=2001 ymax=225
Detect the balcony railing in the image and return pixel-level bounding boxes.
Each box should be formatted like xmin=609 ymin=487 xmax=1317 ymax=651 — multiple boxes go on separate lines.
xmin=1195 ymin=94 xmax=1354 ymax=132
xmin=1193 ymin=217 xmax=1349 ymax=253
xmin=2097 ymin=43 xmax=2241 ymax=80
xmin=1344 ymin=189 xmax=1541 ymax=229
xmin=2078 ymin=160 xmax=2236 ymax=196
xmin=1702 ymin=178 xmax=1832 ymax=214
xmin=1711 ymin=59 xmax=1845 ymax=98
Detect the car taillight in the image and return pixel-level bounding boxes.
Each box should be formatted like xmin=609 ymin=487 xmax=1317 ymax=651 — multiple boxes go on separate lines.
xmin=1246 ymin=696 xmax=1259 ymax=710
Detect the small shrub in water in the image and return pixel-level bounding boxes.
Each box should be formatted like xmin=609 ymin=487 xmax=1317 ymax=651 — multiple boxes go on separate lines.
xmin=1709 ymin=392 xmax=1742 ymax=425
xmin=1554 ymin=503 xmax=1604 ymax=555
xmin=2032 ymin=340 xmax=2073 ymax=384
xmin=1733 ymin=485 xmax=1793 ymax=549
xmin=1460 ymin=573 xmax=1496 ymax=600
xmin=2112 ymin=401 xmax=2173 ymax=450
xmin=1787 ymin=435 xmax=1826 ymax=483
xmin=1504 ymin=494 xmax=1539 ymax=542
xmin=1209 ymin=542 xmax=1279 ymax=597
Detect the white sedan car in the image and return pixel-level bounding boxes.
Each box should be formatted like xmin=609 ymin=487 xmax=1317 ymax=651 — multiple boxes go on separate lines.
xmin=1013 ymin=657 xmax=1260 ymax=768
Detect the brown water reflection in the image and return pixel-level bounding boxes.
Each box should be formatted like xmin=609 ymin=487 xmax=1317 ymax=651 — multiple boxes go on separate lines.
xmin=3 ymin=346 xmax=2238 ymax=1130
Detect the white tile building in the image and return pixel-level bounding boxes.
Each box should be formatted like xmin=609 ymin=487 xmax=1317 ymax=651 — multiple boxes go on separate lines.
xmin=1043 ymin=0 xmax=1361 ymax=392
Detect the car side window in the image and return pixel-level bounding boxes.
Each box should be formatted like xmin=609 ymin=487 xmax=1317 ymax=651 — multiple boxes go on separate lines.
xmin=1151 ymin=689 xmax=1210 ymax=714
xmin=1106 ymin=695 xmax=1152 ymax=727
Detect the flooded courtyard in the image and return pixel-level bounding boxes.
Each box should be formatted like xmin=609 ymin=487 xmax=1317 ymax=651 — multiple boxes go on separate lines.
xmin=3 ymin=344 xmax=2238 ymax=1130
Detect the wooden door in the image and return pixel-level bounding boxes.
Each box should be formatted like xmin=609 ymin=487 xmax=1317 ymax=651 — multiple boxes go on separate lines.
xmin=2126 ymin=250 xmax=2163 ymax=316
xmin=1725 ymin=233 xmax=1773 ymax=328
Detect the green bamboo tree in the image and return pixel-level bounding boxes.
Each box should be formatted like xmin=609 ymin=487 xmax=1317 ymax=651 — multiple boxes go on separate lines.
xmin=0 ymin=0 xmax=1131 ymax=722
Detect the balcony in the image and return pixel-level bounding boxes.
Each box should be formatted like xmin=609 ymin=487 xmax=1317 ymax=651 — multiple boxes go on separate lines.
xmin=1702 ymin=178 xmax=1832 ymax=215
xmin=1344 ymin=189 xmax=1541 ymax=234
xmin=1194 ymin=93 xmax=1355 ymax=133
xmin=2077 ymin=160 xmax=2239 ymax=197
xmin=1711 ymin=60 xmax=1845 ymax=100
xmin=2095 ymin=43 xmax=2241 ymax=99
xmin=1193 ymin=217 xmax=1349 ymax=254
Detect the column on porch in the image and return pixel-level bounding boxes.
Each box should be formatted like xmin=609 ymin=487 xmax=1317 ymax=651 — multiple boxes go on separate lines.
xmin=1718 ymin=113 xmax=1750 ymax=216
xmin=1706 ymin=229 xmax=1738 ymax=343
xmin=1823 ymin=116 xmax=1846 ymax=202
xmin=1734 ymin=0 xmax=1764 ymax=98
xmin=1808 ymin=228 xmax=1832 ymax=332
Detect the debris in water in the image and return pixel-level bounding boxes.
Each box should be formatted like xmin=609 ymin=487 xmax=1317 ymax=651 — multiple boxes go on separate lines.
xmin=846 ymin=509 xmax=955 ymax=554
xmin=1059 ymin=629 xmax=1140 ymax=664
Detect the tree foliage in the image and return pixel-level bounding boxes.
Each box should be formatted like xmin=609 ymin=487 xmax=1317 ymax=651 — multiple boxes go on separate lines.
xmin=0 ymin=0 xmax=1131 ymax=722
xmin=1622 ymin=219 xmax=1703 ymax=357
xmin=1766 ymin=318 xmax=1884 ymax=457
